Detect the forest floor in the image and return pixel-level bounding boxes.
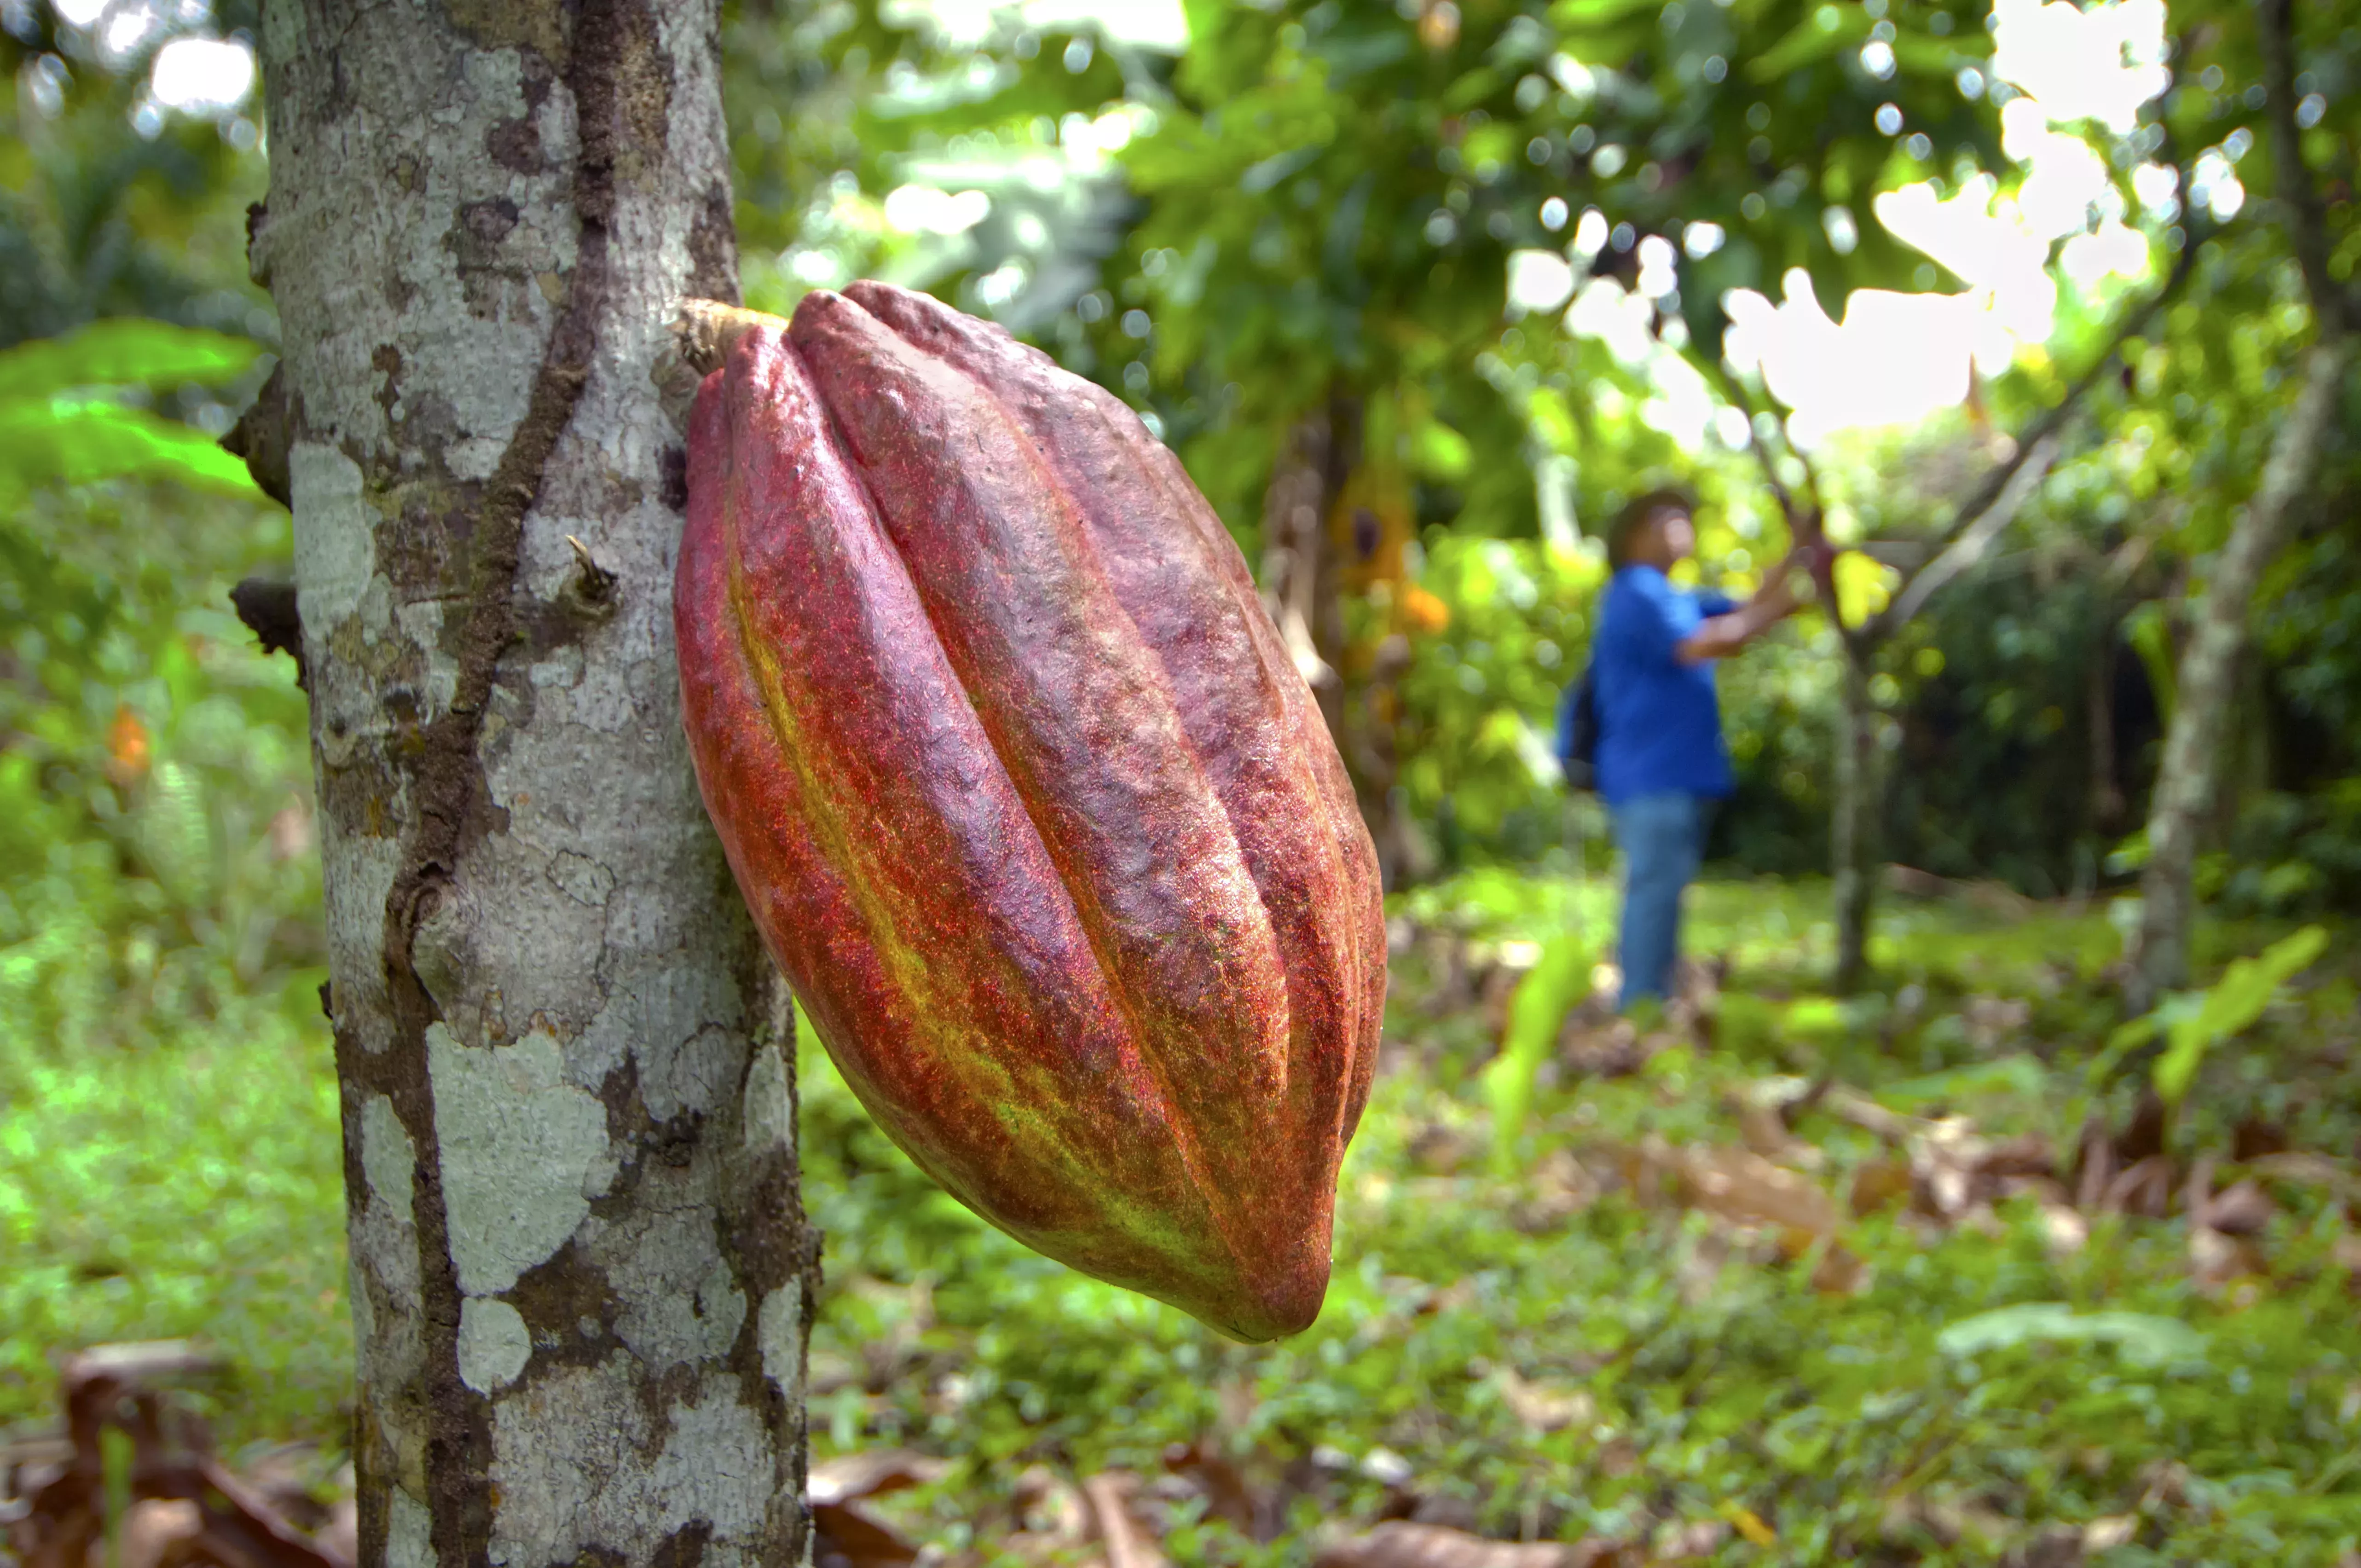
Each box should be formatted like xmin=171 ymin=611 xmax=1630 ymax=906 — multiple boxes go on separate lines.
xmin=6 ymin=873 xmax=2361 ymax=1566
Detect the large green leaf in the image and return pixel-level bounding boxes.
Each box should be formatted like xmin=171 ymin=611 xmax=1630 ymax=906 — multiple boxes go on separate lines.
xmin=1937 ymin=1304 xmax=2209 ymax=1369
xmin=1483 ymin=935 xmax=1593 ymax=1175
xmin=2154 ymin=925 xmax=2330 ymax=1107
xmin=0 ymin=319 xmax=262 ymax=400
xmin=0 ymin=396 xmax=260 ymax=499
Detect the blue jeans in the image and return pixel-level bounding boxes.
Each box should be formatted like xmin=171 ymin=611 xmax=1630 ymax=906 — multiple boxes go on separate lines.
xmin=1611 ymin=792 xmax=1711 ymax=1008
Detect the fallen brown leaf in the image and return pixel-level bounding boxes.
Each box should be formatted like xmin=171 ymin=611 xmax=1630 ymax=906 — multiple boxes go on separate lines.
xmin=1492 ymin=1366 xmax=1595 ymax=1434
xmin=2117 ymin=1090 xmax=2168 ymax=1165
xmin=1735 ymin=1097 xmax=1816 ymax=1167
xmin=1810 ymin=1239 xmax=1873 ymax=1296
xmin=1849 ymin=1157 xmax=1914 ymax=1216
xmin=809 ymin=1450 xmax=954 ymax=1508
xmin=2103 ymin=1155 xmax=2176 ymax=1219
xmin=1823 ymin=1086 xmax=1922 ymax=1144
xmin=2233 ymin=1117 xmax=2291 ymax=1162
xmin=1880 ymin=1494 xmax=2014 ymax=1551
xmin=2252 ymin=1151 xmax=2361 ymax=1206
xmin=2073 ymin=1113 xmax=2115 ymax=1213
xmin=1652 ymin=1518 xmax=1730 ymax=1561
xmin=2200 ymin=1179 xmax=2276 ymax=1238
xmin=1908 ymin=1121 xmax=2054 ymax=1223
xmin=1379 ymin=1490 xmax=1481 ymax=1533
xmin=1162 ymin=1441 xmax=1262 ymax=1538
xmin=1314 ymin=1521 xmax=1630 ymax=1568
xmin=117 ymin=1499 xmax=203 ymax=1568
xmin=6 ymin=1342 xmax=349 ymax=1568
xmin=1003 ymin=1464 xmax=1090 ymax=1557
xmin=811 ymin=1498 xmax=920 ymax=1568
xmin=315 ymin=1498 xmax=358 ymax=1568
xmin=1672 ymin=1142 xmax=1842 ymax=1236
xmin=1082 ymin=1471 xmax=1166 ymax=1568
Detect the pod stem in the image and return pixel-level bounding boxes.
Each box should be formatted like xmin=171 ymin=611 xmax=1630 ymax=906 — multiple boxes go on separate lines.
xmin=677 ymin=298 xmax=790 ymax=376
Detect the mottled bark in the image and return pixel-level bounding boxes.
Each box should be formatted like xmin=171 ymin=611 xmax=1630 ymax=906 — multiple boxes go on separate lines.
xmin=1830 ymin=652 xmax=1881 ymax=995
xmin=2128 ymin=337 xmax=2349 ymax=1009
xmin=250 ymin=2 xmax=813 ymax=1563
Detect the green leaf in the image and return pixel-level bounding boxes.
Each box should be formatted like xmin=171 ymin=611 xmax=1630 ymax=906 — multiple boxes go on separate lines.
xmin=2124 ymin=602 xmax=2178 ymax=725
xmin=2153 ymin=926 xmax=2328 ymax=1108
xmin=2083 ymin=1009 xmax=2166 ymax=1091
xmin=1411 ymin=417 xmax=1474 ymax=480
xmin=1240 ymin=145 xmax=1323 ymax=194
xmin=0 ymin=397 xmax=260 ymax=499
xmin=1441 ymin=67 xmax=1504 ymax=114
xmin=1875 ymin=1054 xmax=2049 ymax=1110
xmin=1483 ymin=936 xmax=1592 ymax=1175
xmin=1937 ymin=1303 xmax=2208 ymax=1368
xmin=1549 ymin=0 xmax=1667 ymax=28
xmin=1746 ymin=3 xmax=1871 ymax=81
xmin=1892 ymin=32 xmax=1991 ymax=75
xmin=0 ymin=320 xmax=262 ymax=400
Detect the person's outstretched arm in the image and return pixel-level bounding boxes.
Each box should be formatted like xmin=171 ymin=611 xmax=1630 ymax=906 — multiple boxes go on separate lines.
xmin=1675 ymin=546 xmax=1818 ymax=664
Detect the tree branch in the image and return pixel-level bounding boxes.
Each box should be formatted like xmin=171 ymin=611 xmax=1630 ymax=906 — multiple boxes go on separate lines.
xmin=1699 ymin=356 xmax=1858 ymax=652
xmin=230 ymin=576 xmax=305 ymax=687
xmin=1906 ymin=235 xmax=2199 ymax=573
xmin=2257 ymin=0 xmax=2346 ymax=333
xmin=1869 ymin=434 xmax=2060 ymax=638
xmin=1700 ymin=356 xmax=1809 ymax=532
xmin=220 ymin=363 xmax=290 ymax=508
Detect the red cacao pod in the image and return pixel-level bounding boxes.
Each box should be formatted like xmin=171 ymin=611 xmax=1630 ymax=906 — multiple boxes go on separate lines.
xmin=673 ymin=283 xmax=1385 ymax=1341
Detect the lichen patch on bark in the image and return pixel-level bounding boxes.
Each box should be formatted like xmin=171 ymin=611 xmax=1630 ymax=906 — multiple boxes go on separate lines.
xmin=457 ymin=1298 xmax=534 ymax=1393
xmin=428 ymin=1024 xmax=617 ymax=1298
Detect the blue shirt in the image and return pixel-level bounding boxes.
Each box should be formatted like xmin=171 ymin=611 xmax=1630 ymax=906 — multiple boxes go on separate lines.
xmin=1591 ymin=565 xmax=1737 ymax=805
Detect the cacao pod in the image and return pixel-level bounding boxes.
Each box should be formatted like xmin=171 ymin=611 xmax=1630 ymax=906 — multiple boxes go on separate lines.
xmin=673 ymin=283 xmax=1386 ymax=1342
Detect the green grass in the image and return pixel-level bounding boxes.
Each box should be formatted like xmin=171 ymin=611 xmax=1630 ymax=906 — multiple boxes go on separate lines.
xmin=0 ymin=996 xmax=348 ymax=1446
xmin=8 ymin=856 xmax=2361 ymax=1562
xmin=799 ymin=875 xmax=2361 ymax=1563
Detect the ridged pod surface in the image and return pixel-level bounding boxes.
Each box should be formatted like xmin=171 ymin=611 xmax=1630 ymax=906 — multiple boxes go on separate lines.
xmin=674 ymin=284 xmax=1385 ymax=1341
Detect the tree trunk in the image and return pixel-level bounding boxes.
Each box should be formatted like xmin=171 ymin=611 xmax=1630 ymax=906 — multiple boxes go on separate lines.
xmin=2128 ymin=338 xmax=2349 ymax=1010
xmin=1831 ymin=650 xmax=1881 ymax=993
xmin=250 ymin=3 xmax=814 ymax=1562
xmin=1262 ymin=398 xmax=1419 ymax=879
xmin=1258 ymin=398 xmax=1355 ymax=731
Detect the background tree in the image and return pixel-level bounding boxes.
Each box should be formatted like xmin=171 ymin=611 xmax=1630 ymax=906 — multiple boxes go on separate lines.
xmin=2125 ymin=0 xmax=2356 ymax=1009
xmin=246 ymin=0 xmax=812 ymax=1557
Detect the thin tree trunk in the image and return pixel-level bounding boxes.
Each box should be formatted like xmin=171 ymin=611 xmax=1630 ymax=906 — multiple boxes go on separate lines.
xmin=1261 ymin=398 xmax=1414 ymax=878
xmin=2129 ymin=338 xmax=2350 ymax=1009
xmin=1258 ymin=399 xmax=1355 ymax=729
xmin=1831 ymin=651 xmax=1882 ymax=993
xmin=251 ymin=3 xmax=814 ymax=1562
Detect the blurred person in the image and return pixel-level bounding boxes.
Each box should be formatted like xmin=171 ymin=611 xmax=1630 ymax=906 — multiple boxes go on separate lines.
xmin=1587 ymin=488 xmax=1814 ymax=1010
